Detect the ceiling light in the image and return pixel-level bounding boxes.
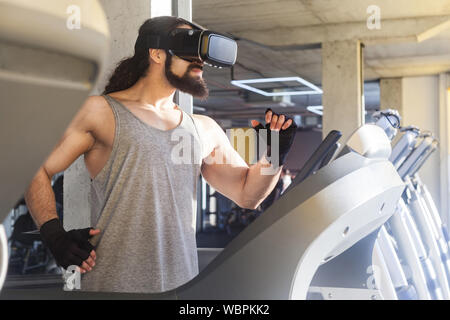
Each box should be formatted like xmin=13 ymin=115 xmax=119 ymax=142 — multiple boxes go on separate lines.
xmin=307 ymin=105 xmax=323 ymax=116
xmin=231 ymin=77 xmax=322 ymax=97
xmin=306 ymin=105 xmax=368 ymax=116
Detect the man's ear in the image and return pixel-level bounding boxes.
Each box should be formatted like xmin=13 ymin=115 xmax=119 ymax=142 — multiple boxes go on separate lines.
xmin=149 ymin=48 xmax=164 ymax=64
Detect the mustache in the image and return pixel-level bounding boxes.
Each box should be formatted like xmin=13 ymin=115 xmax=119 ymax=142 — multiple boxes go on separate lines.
xmin=188 ymin=63 xmax=203 ymax=71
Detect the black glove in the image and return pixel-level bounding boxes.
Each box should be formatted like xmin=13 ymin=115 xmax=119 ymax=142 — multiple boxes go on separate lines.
xmin=253 ymin=109 xmax=297 ymax=165
xmin=40 ymin=218 xmax=94 ymax=269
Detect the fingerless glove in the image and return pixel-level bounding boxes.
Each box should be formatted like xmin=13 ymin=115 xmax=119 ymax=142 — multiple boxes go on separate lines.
xmin=253 ymin=109 xmax=297 ymax=165
xmin=40 ymin=218 xmax=94 ymax=269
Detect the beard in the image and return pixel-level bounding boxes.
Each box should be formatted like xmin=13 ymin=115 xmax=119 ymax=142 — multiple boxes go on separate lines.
xmin=165 ymin=54 xmax=209 ymax=99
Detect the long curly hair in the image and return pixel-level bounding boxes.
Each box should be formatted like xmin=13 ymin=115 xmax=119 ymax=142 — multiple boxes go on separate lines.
xmin=102 ymin=16 xmax=190 ymax=95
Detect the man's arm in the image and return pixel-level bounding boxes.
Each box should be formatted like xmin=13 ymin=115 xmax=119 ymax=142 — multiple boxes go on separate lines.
xmin=24 ymin=96 xmax=104 ymax=272
xmin=197 ymin=112 xmax=293 ymax=209
xmin=25 ymin=96 xmax=99 ymax=227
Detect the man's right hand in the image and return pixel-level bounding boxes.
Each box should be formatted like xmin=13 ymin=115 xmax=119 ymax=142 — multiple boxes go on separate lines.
xmin=39 ymin=218 xmax=100 ymax=273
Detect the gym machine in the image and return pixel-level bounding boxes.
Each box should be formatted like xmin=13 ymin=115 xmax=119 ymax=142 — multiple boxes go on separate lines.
xmin=0 ymin=0 xmax=109 ymax=290
xmin=370 ymin=111 xmax=450 ymax=300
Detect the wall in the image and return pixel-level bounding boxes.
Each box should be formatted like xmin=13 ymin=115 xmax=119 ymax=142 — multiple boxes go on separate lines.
xmin=402 ymin=76 xmax=441 ymax=212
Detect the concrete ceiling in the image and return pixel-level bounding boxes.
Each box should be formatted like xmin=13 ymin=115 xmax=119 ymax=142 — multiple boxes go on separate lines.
xmin=194 ymin=0 xmax=450 ymax=31
xmin=192 ymin=0 xmax=450 ymax=123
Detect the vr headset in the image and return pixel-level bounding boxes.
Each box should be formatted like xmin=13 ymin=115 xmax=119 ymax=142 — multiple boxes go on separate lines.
xmin=145 ymin=22 xmax=237 ymax=68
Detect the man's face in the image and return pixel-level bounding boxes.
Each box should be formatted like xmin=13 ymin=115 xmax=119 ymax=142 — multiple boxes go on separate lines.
xmin=164 ymin=25 xmax=209 ymax=99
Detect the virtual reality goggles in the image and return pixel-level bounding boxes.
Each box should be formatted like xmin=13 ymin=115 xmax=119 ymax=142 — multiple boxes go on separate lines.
xmin=145 ymin=25 xmax=237 ymax=68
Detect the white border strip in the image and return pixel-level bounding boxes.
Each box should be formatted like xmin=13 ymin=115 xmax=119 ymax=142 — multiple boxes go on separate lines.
xmin=0 ymin=225 xmax=8 ymax=291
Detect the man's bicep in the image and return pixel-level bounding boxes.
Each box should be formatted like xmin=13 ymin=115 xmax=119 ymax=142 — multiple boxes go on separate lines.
xmin=201 ymin=134 xmax=249 ymax=206
xmin=42 ymin=99 xmax=97 ymax=178
xmin=43 ymin=128 xmax=94 ymax=178
xmin=202 ymin=140 xmax=248 ymax=169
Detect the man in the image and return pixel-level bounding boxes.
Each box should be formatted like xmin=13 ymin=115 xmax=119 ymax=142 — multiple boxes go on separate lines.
xmin=24 ymin=16 xmax=296 ymax=293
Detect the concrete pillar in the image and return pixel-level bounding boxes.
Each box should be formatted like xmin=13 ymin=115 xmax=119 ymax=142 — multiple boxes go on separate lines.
xmin=94 ymin=1 xmax=151 ymax=96
xmin=64 ymin=1 xmax=151 ymax=229
xmin=380 ymin=78 xmax=403 ymax=118
xmin=172 ymin=0 xmax=193 ymax=114
xmin=150 ymin=0 xmax=193 ymax=113
xmin=322 ymin=40 xmax=364 ymax=142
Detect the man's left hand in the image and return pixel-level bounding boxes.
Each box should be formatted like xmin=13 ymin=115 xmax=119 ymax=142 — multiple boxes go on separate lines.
xmin=251 ymin=108 xmax=297 ymax=166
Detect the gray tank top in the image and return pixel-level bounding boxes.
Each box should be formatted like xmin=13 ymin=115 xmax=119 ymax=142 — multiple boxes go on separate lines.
xmin=80 ymin=94 xmax=202 ymax=293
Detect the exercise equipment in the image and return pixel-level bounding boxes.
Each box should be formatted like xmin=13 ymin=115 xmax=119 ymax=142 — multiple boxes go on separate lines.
xmin=0 ymin=0 xmax=110 ymax=289
xmin=284 ymin=130 xmax=341 ymax=193
xmin=371 ymin=111 xmax=450 ymax=300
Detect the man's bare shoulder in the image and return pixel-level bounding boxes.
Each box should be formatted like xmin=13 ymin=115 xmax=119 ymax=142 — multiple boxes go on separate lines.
xmin=77 ymin=95 xmax=113 ymax=129
xmin=82 ymin=95 xmax=110 ymax=115
xmin=192 ymin=114 xmax=229 ymax=151
xmin=192 ymin=114 xmax=221 ymax=131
